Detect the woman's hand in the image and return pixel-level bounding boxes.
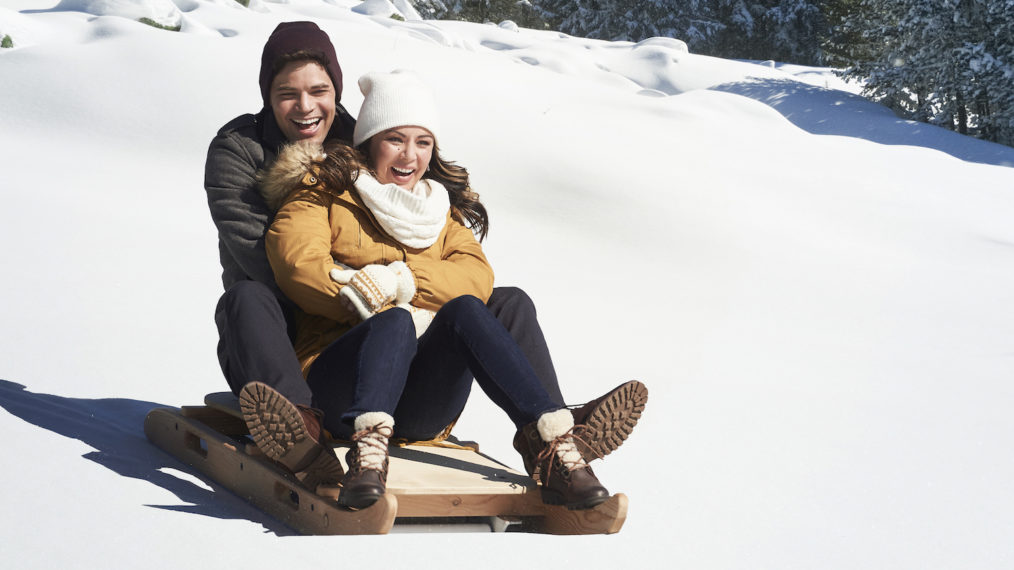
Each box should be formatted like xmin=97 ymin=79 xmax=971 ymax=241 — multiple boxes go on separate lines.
xmin=387 ymin=261 xmax=432 ymax=336
xmin=387 ymin=261 xmax=417 ymax=305
xmin=328 ymin=261 xmax=420 ymax=325
xmin=329 ymin=264 xmax=399 ymax=320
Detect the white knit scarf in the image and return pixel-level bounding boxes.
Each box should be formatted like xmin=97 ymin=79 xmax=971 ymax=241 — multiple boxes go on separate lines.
xmin=354 ymin=171 xmax=450 ymax=249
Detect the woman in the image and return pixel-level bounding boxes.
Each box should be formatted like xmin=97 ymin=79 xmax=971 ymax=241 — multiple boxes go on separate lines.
xmin=246 ymin=70 xmax=644 ymax=511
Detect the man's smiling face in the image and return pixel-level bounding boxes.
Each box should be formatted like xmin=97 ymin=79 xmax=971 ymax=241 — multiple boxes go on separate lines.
xmin=269 ymin=60 xmax=336 ymax=145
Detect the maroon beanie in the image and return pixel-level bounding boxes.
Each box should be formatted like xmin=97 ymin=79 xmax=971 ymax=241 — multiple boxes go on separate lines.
xmin=259 ymin=21 xmax=343 ymax=108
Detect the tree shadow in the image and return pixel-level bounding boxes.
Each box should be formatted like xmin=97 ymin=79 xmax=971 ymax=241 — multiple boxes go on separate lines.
xmin=0 ymin=379 xmax=295 ymax=536
xmin=710 ymin=78 xmax=1014 ymax=168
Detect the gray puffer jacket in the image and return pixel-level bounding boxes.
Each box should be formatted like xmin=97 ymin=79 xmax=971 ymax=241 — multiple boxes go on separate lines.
xmin=203 ymin=106 xmax=356 ymax=303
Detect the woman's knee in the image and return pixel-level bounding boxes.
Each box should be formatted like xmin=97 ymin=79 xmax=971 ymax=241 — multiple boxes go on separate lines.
xmin=369 ymin=306 xmax=417 ymax=340
xmin=440 ymin=294 xmax=488 ymax=319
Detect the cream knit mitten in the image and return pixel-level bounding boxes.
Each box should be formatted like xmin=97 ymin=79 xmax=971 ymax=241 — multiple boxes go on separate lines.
xmin=386 ymin=261 xmax=416 ymax=305
xmin=387 ymin=261 xmax=435 ymax=337
xmin=329 ymin=264 xmax=399 ymax=320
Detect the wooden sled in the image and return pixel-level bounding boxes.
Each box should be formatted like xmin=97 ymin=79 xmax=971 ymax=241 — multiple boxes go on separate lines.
xmin=144 ymin=393 xmax=627 ymax=535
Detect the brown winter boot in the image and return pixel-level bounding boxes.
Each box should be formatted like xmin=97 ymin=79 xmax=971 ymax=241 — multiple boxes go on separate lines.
xmin=238 ymin=382 xmax=344 ymax=492
xmin=569 ymin=380 xmax=648 ymax=462
xmin=339 ymin=412 xmax=394 ymax=510
xmin=514 ymin=408 xmax=610 ymax=510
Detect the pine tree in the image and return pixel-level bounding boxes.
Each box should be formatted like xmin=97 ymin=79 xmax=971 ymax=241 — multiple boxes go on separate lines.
xmin=539 ymin=0 xmax=625 ymax=40
xmin=705 ymin=1 xmax=826 ymax=64
xmin=410 ymin=0 xmax=451 ymax=19
xmin=534 ymin=0 xmax=721 ymax=45
xmin=440 ymin=0 xmax=546 ymax=27
xmin=622 ymin=0 xmax=721 ymax=46
xmin=841 ymin=0 xmax=1014 ymax=146
xmin=822 ymin=0 xmax=869 ymax=66
xmin=409 ymin=0 xmax=830 ymax=65
xmin=763 ymin=1 xmax=826 ymax=63
xmin=963 ymin=0 xmax=1014 ymax=144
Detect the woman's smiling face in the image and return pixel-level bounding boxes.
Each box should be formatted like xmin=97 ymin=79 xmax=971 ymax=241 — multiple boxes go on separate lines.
xmin=368 ymin=127 xmax=435 ymax=190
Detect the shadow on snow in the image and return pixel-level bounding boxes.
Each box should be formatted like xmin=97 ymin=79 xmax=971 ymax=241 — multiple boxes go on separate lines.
xmin=0 ymin=379 xmax=295 ymax=536
xmin=710 ymin=78 xmax=1014 ymax=168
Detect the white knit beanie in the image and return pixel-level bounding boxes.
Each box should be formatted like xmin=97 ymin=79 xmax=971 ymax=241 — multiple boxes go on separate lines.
xmin=352 ymin=70 xmax=441 ymax=147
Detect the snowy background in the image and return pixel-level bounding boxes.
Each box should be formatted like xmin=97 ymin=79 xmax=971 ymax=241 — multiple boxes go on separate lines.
xmin=2 ymin=1 xmax=1014 ymax=568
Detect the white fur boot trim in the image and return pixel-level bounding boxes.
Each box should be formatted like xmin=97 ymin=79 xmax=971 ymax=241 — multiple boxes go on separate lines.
xmin=354 ymin=411 xmax=394 ymax=432
xmin=536 ymin=409 xmax=586 ymax=470
xmin=352 ymin=412 xmax=394 ymax=471
xmin=536 ymin=408 xmax=574 ymax=441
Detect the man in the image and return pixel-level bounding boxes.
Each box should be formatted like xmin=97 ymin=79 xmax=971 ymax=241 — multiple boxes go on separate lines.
xmin=204 ymin=21 xmax=645 ymax=489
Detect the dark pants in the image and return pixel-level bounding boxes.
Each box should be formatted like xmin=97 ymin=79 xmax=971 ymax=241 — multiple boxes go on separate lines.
xmin=215 ymin=280 xmax=312 ymax=406
xmin=306 ymin=296 xmax=560 ymax=440
xmin=488 ymin=287 xmax=563 ymax=404
xmin=215 ymin=283 xmax=564 ymax=411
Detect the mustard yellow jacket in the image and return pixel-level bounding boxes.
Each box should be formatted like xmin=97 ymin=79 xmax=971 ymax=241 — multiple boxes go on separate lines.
xmin=261 ymin=144 xmax=494 ymax=376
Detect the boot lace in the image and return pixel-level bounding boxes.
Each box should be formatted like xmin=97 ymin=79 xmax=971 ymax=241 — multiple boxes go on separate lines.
xmin=535 ymin=426 xmax=592 ymax=484
xmin=350 ymin=423 xmax=393 ymax=472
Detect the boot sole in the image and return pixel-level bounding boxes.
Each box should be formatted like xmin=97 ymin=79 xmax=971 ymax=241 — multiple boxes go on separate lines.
xmin=338 ymin=489 xmax=383 ymax=511
xmin=238 ymin=382 xmax=343 ymax=490
xmin=575 ymin=380 xmax=648 ymax=461
xmin=540 ymin=488 xmax=610 ymax=511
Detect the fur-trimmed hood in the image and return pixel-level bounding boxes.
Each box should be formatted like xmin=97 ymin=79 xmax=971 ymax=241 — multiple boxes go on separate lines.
xmin=257 ymin=140 xmax=325 ymax=210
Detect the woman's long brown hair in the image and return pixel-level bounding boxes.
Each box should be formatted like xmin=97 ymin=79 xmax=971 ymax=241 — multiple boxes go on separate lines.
xmin=353 ymin=140 xmax=490 ymax=242
xmin=312 ymin=141 xmax=363 ymax=201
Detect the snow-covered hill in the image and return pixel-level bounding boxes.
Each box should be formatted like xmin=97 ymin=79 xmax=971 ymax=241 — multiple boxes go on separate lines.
xmin=2 ymin=1 xmax=1013 ymax=568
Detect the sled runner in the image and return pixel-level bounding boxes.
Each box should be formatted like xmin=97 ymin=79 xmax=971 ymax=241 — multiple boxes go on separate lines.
xmin=144 ymin=393 xmax=627 ymax=535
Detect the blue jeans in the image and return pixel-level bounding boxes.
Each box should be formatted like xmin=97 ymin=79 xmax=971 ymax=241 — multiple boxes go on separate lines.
xmin=216 ymin=285 xmax=564 ymax=409
xmin=306 ymin=295 xmax=561 ymax=440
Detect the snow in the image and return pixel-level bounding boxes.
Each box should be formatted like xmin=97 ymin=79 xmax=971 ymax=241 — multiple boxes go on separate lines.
xmin=55 ymin=0 xmax=184 ymax=27
xmin=352 ymin=0 xmax=419 ymax=20
xmin=2 ymin=0 xmax=1014 ymax=567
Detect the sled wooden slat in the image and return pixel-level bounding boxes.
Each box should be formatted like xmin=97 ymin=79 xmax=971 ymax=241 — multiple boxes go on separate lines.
xmin=204 ymin=391 xmax=253 ymax=416
xmin=144 ymin=407 xmax=397 ymax=534
xmin=538 ymin=494 xmax=628 ymax=535
xmin=180 ymin=404 xmax=248 ymax=436
xmin=390 ymin=492 xmax=547 ymax=518
xmin=146 ymin=393 xmax=627 ymax=534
